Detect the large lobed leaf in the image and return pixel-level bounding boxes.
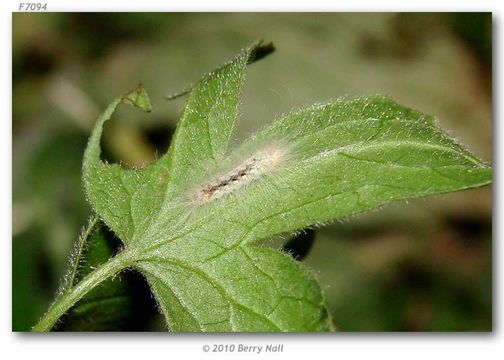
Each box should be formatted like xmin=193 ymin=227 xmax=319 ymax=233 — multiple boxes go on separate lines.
xmin=81 ymin=42 xmax=491 ymax=331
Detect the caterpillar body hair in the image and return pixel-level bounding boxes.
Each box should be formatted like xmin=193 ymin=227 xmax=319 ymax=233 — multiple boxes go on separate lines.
xmin=189 ymin=142 xmax=293 ymax=206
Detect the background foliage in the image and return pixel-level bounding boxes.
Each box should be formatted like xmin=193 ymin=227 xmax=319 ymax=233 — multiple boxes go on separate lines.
xmin=12 ymin=12 xmax=492 ymax=331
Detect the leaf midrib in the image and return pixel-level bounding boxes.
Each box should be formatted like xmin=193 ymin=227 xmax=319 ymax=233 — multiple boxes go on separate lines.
xmin=128 ymin=137 xmax=486 ymax=255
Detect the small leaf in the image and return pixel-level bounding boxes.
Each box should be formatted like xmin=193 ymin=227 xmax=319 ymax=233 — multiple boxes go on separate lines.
xmin=55 ymin=219 xmax=157 ymax=331
xmin=55 ymin=218 xmax=131 ymax=331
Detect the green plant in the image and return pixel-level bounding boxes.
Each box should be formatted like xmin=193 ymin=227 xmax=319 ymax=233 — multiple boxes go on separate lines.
xmin=32 ymin=42 xmax=492 ymax=332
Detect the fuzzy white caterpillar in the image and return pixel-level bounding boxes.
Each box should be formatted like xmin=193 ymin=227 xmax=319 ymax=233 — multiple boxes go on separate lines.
xmin=192 ymin=144 xmax=290 ymax=205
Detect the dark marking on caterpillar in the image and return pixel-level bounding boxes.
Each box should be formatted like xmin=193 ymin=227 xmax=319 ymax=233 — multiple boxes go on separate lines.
xmin=192 ymin=144 xmax=289 ymax=205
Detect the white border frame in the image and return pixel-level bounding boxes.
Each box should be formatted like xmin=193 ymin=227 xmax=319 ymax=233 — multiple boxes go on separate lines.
xmin=3 ymin=2 xmax=501 ymax=359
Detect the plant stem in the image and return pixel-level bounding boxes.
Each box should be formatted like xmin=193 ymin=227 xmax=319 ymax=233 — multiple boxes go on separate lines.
xmin=63 ymin=214 xmax=100 ymax=294
xmin=31 ymin=249 xmax=134 ymax=332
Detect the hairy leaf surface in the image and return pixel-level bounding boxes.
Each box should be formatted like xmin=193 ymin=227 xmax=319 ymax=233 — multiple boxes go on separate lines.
xmin=81 ymin=43 xmax=491 ymax=331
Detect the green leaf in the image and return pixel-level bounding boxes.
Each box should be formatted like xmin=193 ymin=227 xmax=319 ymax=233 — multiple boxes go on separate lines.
xmin=54 ymin=217 xmax=159 ymax=331
xmin=57 ymin=217 xmax=132 ymax=331
xmin=54 ymin=217 xmax=132 ymax=331
xmin=162 ymin=41 xmax=259 ymax=195
xmin=80 ymin=43 xmax=491 ymax=332
xmin=213 ymin=96 xmax=492 ymax=243
xmin=82 ymin=84 xmax=167 ymax=244
xmin=82 ymin=42 xmax=266 ymax=245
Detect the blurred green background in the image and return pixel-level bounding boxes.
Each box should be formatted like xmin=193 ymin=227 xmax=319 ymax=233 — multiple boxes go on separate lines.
xmin=12 ymin=12 xmax=492 ymax=331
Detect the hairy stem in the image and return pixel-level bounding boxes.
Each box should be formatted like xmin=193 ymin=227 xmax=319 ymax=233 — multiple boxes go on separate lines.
xmin=63 ymin=214 xmax=100 ymax=293
xmin=31 ymin=249 xmax=135 ymax=332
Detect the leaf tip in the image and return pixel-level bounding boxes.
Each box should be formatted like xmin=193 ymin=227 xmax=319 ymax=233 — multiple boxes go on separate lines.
xmin=122 ymin=84 xmax=152 ymax=113
xmin=247 ymin=40 xmax=276 ymax=65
